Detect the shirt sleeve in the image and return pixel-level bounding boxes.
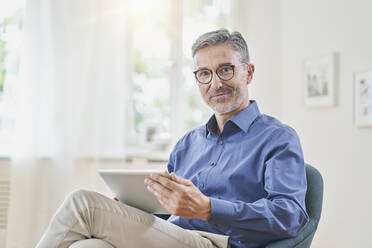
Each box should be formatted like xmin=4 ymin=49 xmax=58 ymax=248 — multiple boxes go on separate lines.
xmin=207 ymin=127 xmax=309 ymax=243
xmin=167 ymin=151 xmax=175 ymax=173
xmin=167 ymin=133 xmax=187 ymax=174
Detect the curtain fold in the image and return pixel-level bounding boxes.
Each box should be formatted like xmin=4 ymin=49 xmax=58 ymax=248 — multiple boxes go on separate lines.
xmin=6 ymin=1 xmax=128 ymax=247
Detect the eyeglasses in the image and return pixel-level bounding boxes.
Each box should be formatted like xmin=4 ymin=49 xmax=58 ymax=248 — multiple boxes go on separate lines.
xmin=193 ymin=64 xmax=247 ymax=84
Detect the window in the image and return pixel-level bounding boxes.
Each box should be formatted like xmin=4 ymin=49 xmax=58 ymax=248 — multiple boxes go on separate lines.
xmin=0 ymin=3 xmax=24 ymax=156
xmin=182 ymin=0 xmax=231 ymax=131
xmin=128 ymin=0 xmax=173 ymax=144
xmin=126 ymin=0 xmax=231 ymax=153
xmin=0 ymin=0 xmax=231 ymax=157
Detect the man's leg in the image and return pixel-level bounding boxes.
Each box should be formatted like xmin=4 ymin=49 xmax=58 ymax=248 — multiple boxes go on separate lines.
xmin=35 ymin=189 xmax=229 ymax=248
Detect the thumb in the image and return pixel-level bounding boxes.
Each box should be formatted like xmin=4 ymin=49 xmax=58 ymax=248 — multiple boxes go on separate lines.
xmin=171 ymin=173 xmax=193 ymax=186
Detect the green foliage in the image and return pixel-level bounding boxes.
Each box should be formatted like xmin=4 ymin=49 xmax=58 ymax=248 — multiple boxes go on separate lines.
xmin=0 ymin=9 xmax=24 ymax=94
xmin=133 ymin=50 xmax=149 ymax=76
xmin=0 ymin=38 xmax=7 ymax=94
xmin=134 ymin=108 xmax=145 ymax=133
xmin=0 ymin=70 xmax=6 ymax=92
xmin=0 ymin=9 xmax=24 ymax=32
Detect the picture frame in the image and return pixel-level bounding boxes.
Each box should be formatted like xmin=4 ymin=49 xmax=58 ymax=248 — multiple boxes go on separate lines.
xmin=303 ymin=53 xmax=336 ymax=107
xmin=354 ymin=69 xmax=372 ymax=127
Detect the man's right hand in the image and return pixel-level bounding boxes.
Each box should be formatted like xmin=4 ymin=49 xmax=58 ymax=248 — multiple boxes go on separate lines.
xmin=144 ymin=173 xmax=211 ymax=221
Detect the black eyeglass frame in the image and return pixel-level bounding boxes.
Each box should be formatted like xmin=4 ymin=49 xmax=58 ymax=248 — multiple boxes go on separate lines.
xmin=193 ymin=63 xmax=247 ymax=84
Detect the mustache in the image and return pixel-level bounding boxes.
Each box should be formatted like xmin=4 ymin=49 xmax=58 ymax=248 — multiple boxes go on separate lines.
xmin=209 ymin=87 xmax=232 ymax=98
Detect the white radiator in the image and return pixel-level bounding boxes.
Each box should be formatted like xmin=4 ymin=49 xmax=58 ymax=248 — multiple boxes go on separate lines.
xmin=0 ymin=161 xmax=10 ymax=248
xmin=0 ymin=179 xmax=10 ymax=230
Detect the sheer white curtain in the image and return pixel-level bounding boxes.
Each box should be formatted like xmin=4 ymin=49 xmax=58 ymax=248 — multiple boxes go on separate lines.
xmin=6 ymin=0 xmax=129 ymax=247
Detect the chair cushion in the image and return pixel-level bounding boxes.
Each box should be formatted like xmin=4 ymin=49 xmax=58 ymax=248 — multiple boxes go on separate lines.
xmin=69 ymin=239 xmax=114 ymax=248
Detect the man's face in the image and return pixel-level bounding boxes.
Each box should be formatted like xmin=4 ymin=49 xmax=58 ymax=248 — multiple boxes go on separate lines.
xmin=193 ymin=43 xmax=254 ymax=115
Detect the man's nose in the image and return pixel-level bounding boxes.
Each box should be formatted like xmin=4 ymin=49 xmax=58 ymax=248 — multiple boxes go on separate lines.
xmin=210 ymin=72 xmax=223 ymax=89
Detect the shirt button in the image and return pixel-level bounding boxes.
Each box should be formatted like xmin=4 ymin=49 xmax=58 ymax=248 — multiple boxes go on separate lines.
xmin=218 ymin=140 xmax=224 ymax=145
xmin=200 ymin=183 xmax=205 ymax=188
xmin=209 ymin=162 xmax=215 ymax=166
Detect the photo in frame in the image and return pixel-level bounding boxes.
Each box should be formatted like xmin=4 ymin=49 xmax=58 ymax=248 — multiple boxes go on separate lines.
xmin=354 ymin=69 xmax=372 ymax=127
xmin=303 ymin=53 xmax=336 ymax=107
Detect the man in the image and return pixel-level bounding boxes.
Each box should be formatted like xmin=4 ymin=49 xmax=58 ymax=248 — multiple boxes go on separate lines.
xmin=36 ymin=29 xmax=308 ymax=248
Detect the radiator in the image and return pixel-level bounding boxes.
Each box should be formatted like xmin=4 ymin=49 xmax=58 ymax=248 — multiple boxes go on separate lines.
xmin=0 ymin=161 xmax=10 ymax=247
xmin=0 ymin=179 xmax=10 ymax=230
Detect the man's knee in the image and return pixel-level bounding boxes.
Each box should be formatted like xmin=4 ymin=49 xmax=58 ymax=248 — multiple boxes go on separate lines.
xmin=64 ymin=189 xmax=100 ymax=208
xmin=67 ymin=189 xmax=93 ymax=200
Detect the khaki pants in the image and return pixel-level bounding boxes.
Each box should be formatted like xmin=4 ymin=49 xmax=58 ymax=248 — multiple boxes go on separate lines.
xmin=36 ymin=189 xmax=230 ymax=248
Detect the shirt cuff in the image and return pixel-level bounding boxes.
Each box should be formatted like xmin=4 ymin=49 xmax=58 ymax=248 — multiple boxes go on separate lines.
xmin=208 ymin=197 xmax=236 ymax=225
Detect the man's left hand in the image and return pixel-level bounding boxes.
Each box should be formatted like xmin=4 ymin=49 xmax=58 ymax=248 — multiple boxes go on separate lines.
xmin=144 ymin=173 xmax=211 ymax=220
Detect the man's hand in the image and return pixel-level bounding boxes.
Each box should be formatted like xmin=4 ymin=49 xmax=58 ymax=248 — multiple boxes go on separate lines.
xmin=144 ymin=173 xmax=211 ymax=220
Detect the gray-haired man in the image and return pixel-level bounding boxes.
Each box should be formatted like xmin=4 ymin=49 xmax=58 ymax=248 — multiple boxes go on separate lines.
xmin=36 ymin=29 xmax=308 ymax=248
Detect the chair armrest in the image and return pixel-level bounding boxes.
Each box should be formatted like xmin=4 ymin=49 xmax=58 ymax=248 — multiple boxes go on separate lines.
xmin=265 ymin=219 xmax=317 ymax=248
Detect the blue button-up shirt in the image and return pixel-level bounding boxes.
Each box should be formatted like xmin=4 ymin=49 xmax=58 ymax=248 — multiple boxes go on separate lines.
xmin=167 ymin=101 xmax=309 ymax=248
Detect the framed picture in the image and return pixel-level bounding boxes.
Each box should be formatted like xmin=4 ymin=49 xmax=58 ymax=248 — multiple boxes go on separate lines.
xmin=355 ymin=69 xmax=372 ymax=127
xmin=303 ymin=53 xmax=336 ymax=107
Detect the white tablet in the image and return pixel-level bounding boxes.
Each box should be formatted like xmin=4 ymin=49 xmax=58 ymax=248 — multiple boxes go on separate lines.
xmin=98 ymin=169 xmax=169 ymax=214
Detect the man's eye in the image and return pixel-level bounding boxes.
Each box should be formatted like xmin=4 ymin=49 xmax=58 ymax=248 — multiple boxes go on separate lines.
xmin=219 ymin=67 xmax=232 ymax=74
xmin=199 ymin=71 xmax=210 ymax=77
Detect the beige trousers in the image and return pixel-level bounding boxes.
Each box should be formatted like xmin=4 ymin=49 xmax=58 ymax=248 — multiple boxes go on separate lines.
xmin=35 ymin=189 xmax=230 ymax=248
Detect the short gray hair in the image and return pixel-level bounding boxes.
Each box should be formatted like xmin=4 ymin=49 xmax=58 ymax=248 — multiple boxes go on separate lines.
xmin=191 ymin=29 xmax=250 ymax=63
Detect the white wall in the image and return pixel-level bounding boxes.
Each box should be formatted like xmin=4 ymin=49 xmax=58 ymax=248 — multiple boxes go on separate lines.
xmin=234 ymin=0 xmax=372 ymax=247
xmin=232 ymin=0 xmax=282 ymax=116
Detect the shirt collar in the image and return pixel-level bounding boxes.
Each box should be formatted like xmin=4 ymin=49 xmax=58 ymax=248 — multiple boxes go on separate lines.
xmin=205 ymin=100 xmax=261 ymax=137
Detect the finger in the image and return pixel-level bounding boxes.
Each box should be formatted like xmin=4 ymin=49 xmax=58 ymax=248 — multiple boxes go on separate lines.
xmin=170 ymin=173 xmax=193 ymax=186
xmin=146 ymin=181 xmax=173 ymax=209
xmin=162 ymin=170 xmax=172 ymax=179
xmin=157 ymin=197 xmax=174 ymax=214
xmin=146 ymin=178 xmax=172 ymax=197
xmin=149 ymin=173 xmax=182 ymax=191
xmin=146 ymin=183 xmax=158 ymax=196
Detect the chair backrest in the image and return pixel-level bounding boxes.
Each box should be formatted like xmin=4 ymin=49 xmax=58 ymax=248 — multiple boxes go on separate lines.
xmin=266 ymin=163 xmax=324 ymax=248
xmin=305 ymin=164 xmax=324 ymax=224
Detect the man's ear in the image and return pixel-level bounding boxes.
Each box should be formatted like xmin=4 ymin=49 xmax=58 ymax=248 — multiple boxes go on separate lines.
xmin=247 ymin=64 xmax=255 ymax=85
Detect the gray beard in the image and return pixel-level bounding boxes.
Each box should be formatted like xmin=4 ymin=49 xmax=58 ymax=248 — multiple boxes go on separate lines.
xmin=212 ymin=100 xmax=242 ymax=115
